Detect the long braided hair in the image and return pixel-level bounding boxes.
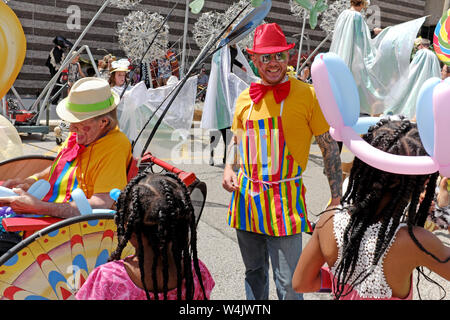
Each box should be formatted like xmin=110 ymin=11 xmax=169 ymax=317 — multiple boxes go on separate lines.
xmin=333 ymin=117 xmax=449 ymax=299
xmin=109 ymin=171 xmax=207 ymax=300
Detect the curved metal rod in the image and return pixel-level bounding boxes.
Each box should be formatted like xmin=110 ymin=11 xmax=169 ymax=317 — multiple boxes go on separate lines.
xmin=134 ymin=3 xmax=252 ymax=157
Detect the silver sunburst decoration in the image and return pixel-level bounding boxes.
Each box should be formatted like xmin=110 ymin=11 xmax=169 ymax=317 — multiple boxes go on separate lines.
xmin=193 ymin=0 xmax=264 ymax=50
xmin=109 ymin=0 xmax=142 ymax=9
xmin=117 ymin=10 xmax=169 ymax=63
xmin=192 ymin=11 xmax=225 ymax=49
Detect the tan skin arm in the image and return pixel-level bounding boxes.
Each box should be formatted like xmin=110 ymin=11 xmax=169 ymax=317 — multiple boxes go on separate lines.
xmin=401 ymin=226 xmax=450 ymax=281
xmin=2 ymin=166 xmax=51 ymax=191
xmin=1 ymin=166 xmax=113 ymax=218
xmin=436 ymin=177 xmax=449 ymax=207
xmin=292 ymin=210 xmax=334 ymax=293
xmin=222 ymin=134 xmax=241 ymax=193
xmin=315 ymin=131 xmax=342 ymax=207
xmin=0 ymin=190 xmax=114 ymax=219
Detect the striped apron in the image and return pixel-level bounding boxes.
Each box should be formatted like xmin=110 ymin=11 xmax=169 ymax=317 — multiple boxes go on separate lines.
xmin=227 ymin=100 xmax=312 ymax=236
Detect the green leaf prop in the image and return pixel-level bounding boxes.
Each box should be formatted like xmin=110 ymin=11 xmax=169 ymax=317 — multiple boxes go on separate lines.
xmin=251 ymin=0 xmax=265 ymax=7
xmin=189 ymin=0 xmax=204 ymax=14
xmin=294 ymin=0 xmax=328 ymax=29
xmin=294 ymin=0 xmax=312 ymax=10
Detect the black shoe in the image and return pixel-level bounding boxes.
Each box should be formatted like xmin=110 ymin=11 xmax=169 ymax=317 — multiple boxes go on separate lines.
xmin=209 ymin=158 xmax=214 ymax=166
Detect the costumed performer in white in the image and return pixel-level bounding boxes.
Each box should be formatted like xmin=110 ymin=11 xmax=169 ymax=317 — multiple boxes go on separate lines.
xmin=329 ymin=0 xmax=426 ymax=116
xmin=385 ymin=38 xmax=441 ymax=120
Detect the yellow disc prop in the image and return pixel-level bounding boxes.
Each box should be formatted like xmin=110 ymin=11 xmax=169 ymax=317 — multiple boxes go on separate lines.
xmin=0 ymin=1 xmax=27 ymax=99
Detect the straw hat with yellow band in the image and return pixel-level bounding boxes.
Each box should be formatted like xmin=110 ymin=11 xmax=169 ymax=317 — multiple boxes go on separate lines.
xmin=56 ymin=77 xmax=120 ymax=123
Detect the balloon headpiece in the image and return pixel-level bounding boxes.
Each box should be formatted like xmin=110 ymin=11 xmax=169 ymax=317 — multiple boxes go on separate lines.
xmin=311 ymin=52 xmax=450 ymax=176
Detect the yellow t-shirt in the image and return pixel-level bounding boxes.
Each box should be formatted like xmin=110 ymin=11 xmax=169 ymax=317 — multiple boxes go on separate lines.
xmin=59 ymin=126 xmax=132 ymax=198
xmin=232 ymin=77 xmax=330 ymax=171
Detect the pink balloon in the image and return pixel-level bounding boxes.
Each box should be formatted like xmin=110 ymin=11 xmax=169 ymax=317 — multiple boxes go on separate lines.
xmin=339 ymin=126 xmax=439 ymax=175
xmin=433 ymin=81 xmax=450 ymax=171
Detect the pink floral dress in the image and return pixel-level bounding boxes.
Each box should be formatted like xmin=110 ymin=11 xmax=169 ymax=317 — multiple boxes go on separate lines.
xmin=75 ymin=259 xmax=215 ymax=300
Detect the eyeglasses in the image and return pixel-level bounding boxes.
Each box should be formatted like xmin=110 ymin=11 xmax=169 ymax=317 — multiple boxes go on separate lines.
xmin=259 ymin=52 xmax=287 ymax=64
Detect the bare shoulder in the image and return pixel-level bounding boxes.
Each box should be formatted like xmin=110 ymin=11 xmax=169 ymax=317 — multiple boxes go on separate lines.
xmin=396 ymin=225 xmax=447 ymax=253
xmin=315 ymin=209 xmax=340 ymax=266
xmin=315 ymin=209 xmax=336 ymax=231
xmin=395 ymin=225 xmax=450 ymax=276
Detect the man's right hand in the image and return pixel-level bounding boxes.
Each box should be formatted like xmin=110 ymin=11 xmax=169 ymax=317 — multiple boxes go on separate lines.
xmin=2 ymin=178 xmax=33 ymax=191
xmin=222 ymin=165 xmax=239 ymax=192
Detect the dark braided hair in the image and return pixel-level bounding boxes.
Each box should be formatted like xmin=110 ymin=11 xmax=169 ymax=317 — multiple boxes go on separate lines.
xmin=109 ymin=171 xmax=207 ymax=300
xmin=333 ymin=117 xmax=449 ymax=299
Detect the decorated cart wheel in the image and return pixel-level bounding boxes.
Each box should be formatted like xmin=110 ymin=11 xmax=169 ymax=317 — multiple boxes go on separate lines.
xmin=0 ymin=213 xmax=134 ymax=300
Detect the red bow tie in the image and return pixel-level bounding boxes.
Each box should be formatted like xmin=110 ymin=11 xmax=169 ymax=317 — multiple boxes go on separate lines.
xmin=60 ymin=133 xmax=86 ymax=163
xmin=249 ymin=80 xmax=291 ymax=104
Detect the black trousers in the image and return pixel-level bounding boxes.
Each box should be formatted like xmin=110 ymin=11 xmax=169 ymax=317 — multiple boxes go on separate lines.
xmin=210 ymin=127 xmax=232 ymax=162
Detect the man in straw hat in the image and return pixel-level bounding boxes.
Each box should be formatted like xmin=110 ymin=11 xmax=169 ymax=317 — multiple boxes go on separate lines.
xmin=222 ymin=23 xmax=342 ymax=300
xmin=2 ymin=77 xmax=132 ymax=219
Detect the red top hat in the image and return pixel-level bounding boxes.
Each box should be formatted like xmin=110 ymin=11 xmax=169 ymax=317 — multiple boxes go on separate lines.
xmin=247 ymin=23 xmax=295 ymax=55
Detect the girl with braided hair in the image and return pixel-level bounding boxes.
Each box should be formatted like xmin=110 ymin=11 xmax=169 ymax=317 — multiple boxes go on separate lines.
xmin=293 ymin=117 xmax=449 ymax=300
xmin=76 ymin=172 xmax=215 ymax=300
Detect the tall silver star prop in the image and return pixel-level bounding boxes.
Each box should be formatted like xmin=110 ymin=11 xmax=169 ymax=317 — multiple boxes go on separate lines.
xmin=192 ymin=11 xmax=225 ymax=49
xmin=193 ymin=0 xmax=264 ymax=50
xmin=117 ymin=10 xmax=169 ymax=64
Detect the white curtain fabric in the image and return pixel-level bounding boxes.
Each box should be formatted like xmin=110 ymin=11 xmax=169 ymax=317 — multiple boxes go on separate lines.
xmin=117 ymin=76 xmax=197 ymax=158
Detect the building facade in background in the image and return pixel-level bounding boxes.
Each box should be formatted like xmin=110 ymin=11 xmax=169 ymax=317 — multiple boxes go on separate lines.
xmin=6 ymin=0 xmax=443 ymax=97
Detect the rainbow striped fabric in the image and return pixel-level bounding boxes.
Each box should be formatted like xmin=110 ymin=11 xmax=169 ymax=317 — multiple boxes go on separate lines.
xmin=42 ymin=151 xmax=78 ymax=203
xmin=227 ymin=114 xmax=312 ymax=236
xmin=42 ymin=133 xmax=83 ymax=203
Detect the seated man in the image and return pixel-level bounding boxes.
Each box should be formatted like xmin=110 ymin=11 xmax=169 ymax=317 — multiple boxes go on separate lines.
xmin=0 ymin=77 xmax=132 ymax=219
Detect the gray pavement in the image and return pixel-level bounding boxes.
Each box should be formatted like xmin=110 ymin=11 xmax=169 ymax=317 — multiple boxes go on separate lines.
xmin=15 ymin=118 xmax=450 ymax=301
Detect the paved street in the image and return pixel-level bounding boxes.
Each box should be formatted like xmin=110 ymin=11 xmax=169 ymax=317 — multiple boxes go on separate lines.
xmin=17 ymin=117 xmax=450 ymax=300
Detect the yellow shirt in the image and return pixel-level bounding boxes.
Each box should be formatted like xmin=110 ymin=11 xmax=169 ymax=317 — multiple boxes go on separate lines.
xmin=59 ymin=126 xmax=132 ymax=199
xmin=232 ymin=77 xmax=330 ymax=171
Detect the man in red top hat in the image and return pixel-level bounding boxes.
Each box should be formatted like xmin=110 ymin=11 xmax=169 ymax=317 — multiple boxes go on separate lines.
xmin=222 ymin=23 xmax=342 ymax=300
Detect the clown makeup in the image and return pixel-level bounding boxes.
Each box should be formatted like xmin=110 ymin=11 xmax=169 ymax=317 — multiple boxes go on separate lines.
xmin=69 ymin=117 xmax=108 ymax=145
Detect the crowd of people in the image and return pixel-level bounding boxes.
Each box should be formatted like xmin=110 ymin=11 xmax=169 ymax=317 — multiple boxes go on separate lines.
xmin=0 ymin=0 xmax=448 ymax=302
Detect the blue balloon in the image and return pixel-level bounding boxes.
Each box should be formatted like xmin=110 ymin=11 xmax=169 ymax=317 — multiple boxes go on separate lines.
xmin=323 ymin=53 xmax=360 ymax=127
xmin=28 ymin=180 xmax=51 ymax=200
xmin=0 ymin=186 xmax=18 ymax=197
xmin=92 ymin=209 xmax=116 ymax=214
xmin=416 ymin=77 xmax=441 ymax=157
xmin=352 ymin=117 xmax=380 ymax=134
xmin=109 ymin=188 xmax=121 ymax=202
xmin=71 ymin=188 xmax=93 ymax=215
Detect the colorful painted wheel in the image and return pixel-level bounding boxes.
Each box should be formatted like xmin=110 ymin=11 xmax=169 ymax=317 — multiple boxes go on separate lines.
xmin=433 ymin=9 xmax=450 ymax=65
xmin=0 ymin=213 xmax=134 ymax=300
